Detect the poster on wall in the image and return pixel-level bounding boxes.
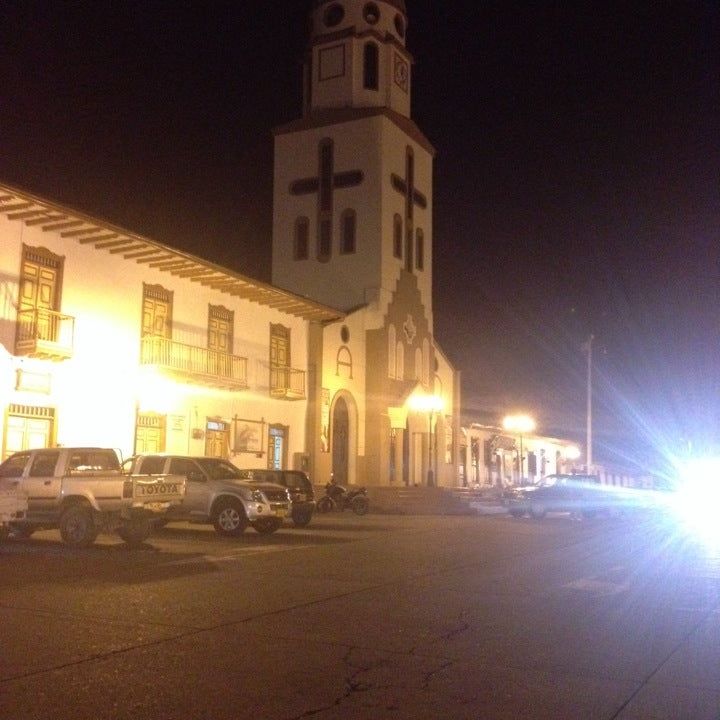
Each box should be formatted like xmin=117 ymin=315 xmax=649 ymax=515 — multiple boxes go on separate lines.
xmin=320 ymin=388 xmax=330 ymax=453
xmin=233 ymin=417 xmax=265 ymax=454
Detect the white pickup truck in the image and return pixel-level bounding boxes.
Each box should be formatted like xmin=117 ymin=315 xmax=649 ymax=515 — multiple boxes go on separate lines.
xmin=0 ymin=480 xmax=28 ymax=542
xmin=0 ymin=447 xmax=185 ymax=547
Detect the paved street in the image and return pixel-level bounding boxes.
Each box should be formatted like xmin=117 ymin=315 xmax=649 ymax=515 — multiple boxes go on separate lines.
xmin=1 ymin=510 xmax=720 ymax=719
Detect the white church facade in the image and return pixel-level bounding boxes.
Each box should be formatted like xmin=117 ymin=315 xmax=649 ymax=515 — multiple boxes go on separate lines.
xmin=0 ymin=0 xmax=462 ymax=488
xmin=272 ymin=0 xmax=460 ymax=487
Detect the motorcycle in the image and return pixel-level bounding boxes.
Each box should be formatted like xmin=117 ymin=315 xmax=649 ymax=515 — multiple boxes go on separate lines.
xmin=317 ymin=481 xmax=369 ymax=515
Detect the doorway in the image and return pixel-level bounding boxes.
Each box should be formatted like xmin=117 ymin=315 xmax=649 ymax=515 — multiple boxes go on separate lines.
xmin=4 ymin=405 xmax=55 ymax=460
xmin=205 ymin=418 xmax=229 ymax=458
xmin=135 ymin=413 xmax=166 ymax=454
xmin=267 ymin=425 xmax=287 ymax=470
xmin=332 ymin=396 xmax=349 ymax=485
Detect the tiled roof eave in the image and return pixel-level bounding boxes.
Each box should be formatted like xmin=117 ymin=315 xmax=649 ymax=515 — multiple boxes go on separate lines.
xmin=0 ymin=181 xmax=343 ymax=323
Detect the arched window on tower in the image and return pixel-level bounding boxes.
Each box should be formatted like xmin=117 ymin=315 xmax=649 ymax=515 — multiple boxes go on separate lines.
xmin=422 ymin=338 xmax=430 ymax=385
xmin=396 ymin=341 xmax=405 ymax=380
xmin=388 ymin=325 xmax=396 ymax=379
xmin=393 ymin=214 xmax=402 ymax=259
xmin=294 ymin=217 xmax=309 ymax=260
xmin=340 ymin=209 xmax=356 ymax=254
xmin=363 ymin=42 xmax=379 ymax=90
xmin=414 ymin=347 xmax=422 ymax=381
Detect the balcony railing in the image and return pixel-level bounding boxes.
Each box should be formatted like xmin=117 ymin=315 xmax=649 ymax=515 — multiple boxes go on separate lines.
xmin=270 ymin=364 xmax=306 ymax=400
xmin=15 ymin=308 xmax=75 ymax=360
xmin=141 ymin=336 xmax=248 ymax=390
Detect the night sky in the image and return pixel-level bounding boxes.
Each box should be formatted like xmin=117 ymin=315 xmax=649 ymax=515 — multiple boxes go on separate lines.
xmin=2 ymin=1 xmax=718 ymax=472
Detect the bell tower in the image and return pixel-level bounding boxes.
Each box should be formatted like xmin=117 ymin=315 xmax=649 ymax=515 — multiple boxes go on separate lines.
xmin=304 ymin=0 xmax=412 ymax=118
xmin=272 ymin=0 xmax=434 ymax=320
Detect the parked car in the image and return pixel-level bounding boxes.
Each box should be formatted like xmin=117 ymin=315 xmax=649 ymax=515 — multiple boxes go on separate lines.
xmin=123 ymin=454 xmax=291 ymax=535
xmin=506 ymin=473 xmax=624 ymax=519
xmin=237 ymin=469 xmax=315 ymax=527
xmin=0 ymin=447 xmax=184 ymax=546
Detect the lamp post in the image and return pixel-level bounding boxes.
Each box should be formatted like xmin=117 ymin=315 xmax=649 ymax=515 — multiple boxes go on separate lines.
xmin=585 ymin=334 xmax=594 ymax=471
xmin=502 ymin=414 xmax=536 ymax=483
xmin=409 ymin=393 xmax=445 ymax=487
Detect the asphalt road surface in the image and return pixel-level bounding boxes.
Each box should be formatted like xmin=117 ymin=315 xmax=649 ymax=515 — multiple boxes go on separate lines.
xmin=1 ymin=510 xmax=719 ymax=719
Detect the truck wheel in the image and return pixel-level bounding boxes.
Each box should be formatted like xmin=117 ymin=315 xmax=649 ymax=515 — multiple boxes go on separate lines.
xmin=253 ymin=518 xmax=282 ymax=535
xmin=59 ymin=505 xmax=98 ymax=548
xmin=213 ymin=499 xmax=247 ymax=536
xmin=291 ymin=510 xmax=312 ymax=527
xmin=118 ymin=516 xmax=152 ymax=546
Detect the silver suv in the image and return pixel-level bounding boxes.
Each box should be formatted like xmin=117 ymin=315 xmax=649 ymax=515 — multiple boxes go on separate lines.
xmin=123 ymin=455 xmax=291 ymax=536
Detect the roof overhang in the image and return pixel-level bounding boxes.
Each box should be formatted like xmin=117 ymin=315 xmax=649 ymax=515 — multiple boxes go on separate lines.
xmin=0 ymin=182 xmax=344 ymax=323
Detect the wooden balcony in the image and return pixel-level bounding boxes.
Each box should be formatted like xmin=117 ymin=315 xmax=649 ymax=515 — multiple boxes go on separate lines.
xmin=15 ymin=308 xmax=75 ymax=360
xmin=270 ymin=364 xmax=306 ymax=400
xmin=141 ymin=336 xmax=248 ymax=390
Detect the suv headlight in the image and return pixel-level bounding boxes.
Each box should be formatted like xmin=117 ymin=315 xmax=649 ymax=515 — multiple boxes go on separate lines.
xmin=237 ymin=487 xmax=266 ymax=503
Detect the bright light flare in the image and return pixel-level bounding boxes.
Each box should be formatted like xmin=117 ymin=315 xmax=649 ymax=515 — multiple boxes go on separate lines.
xmin=503 ymin=414 xmax=536 ymax=434
xmin=671 ymin=457 xmax=720 ymax=547
xmin=563 ymin=445 xmax=581 ymax=461
xmin=409 ymin=393 xmax=444 ymax=413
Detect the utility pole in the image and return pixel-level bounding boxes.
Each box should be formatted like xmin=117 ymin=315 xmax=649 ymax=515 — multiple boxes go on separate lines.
xmin=586 ymin=334 xmax=594 ymax=471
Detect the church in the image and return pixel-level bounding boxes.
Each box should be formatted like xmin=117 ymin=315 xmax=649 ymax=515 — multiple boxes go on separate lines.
xmin=271 ymin=0 xmax=460 ymax=488
xmin=0 ymin=0 xmax=461 ymax=488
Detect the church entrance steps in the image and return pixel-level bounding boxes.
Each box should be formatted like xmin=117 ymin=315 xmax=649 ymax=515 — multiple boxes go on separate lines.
xmin=366 ymin=486 xmax=486 ymax=516
xmin=311 ymin=486 xmax=507 ymax=516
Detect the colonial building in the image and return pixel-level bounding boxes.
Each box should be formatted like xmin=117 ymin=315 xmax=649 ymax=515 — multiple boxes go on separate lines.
xmin=0 ymin=183 xmax=341 ymax=466
xmin=272 ymin=0 xmax=461 ymax=487
xmin=460 ymin=423 xmax=653 ymax=490
xmin=0 ymin=0 xmax=462 ymax=487
xmin=460 ymin=423 xmax=581 ymax=488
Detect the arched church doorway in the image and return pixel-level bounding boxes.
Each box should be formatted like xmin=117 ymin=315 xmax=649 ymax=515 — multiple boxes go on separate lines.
xmin=330 ymin=391 xmax=358 ymax=485
xmin=332 ymin=396 xmax=349 ymax=484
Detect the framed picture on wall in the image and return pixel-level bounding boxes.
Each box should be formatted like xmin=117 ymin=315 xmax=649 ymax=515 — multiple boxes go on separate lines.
xmin=233 ymin=417 xmax=265 ymax=454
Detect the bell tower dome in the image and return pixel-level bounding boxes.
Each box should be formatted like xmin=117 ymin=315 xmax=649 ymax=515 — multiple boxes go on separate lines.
xmin=304 ymin=0 xmax=412 ymax=118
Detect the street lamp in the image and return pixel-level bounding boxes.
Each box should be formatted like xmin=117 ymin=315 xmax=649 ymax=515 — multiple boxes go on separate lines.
xmin=502 ymin=414 xmax=536 ymax=483
xmin=409 ymin=393 xmax=445 ymax=487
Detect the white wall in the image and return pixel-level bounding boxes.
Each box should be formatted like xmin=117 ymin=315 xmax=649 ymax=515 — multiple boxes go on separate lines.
xmin=0 ymin=212 xmax=312 ymax=463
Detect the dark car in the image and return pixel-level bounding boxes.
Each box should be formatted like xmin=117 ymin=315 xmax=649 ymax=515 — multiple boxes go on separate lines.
xmin=506 ymin=473 xmax=617 ymax=519
xmin=237 ymin=469 xmax=315 ymax=527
